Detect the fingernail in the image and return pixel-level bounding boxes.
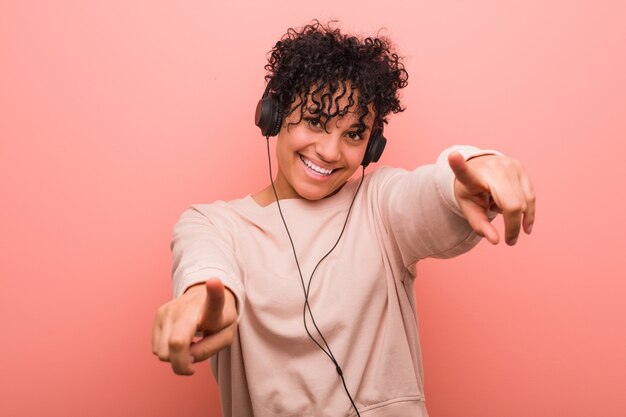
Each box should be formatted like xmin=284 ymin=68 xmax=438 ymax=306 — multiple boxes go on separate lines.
xmin=190 ymin=355 xmax=196 ymax=364
xmin=509 ymin=237 xmax=518 ymax=245
xmin=527 ymin=224 xmax=533 ymax=234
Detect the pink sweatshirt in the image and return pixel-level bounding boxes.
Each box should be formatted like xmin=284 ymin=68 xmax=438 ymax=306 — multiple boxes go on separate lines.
xmin=171 ymin=146 xmax=495 ymax=416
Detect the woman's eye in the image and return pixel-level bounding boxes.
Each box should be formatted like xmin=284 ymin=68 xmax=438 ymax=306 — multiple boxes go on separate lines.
xmin=305 ymin=118 xmax=322 ymax=128
xmin=346 ymin=132 xmax=363 ymax=141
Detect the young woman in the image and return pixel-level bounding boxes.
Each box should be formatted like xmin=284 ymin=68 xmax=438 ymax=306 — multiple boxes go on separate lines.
xmin=152 ymin=21 xmax=535 ymax=417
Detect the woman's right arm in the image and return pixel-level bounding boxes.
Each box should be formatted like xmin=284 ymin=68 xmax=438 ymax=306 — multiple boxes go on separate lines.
xmin=152 ymin=205 xmax=243 ymax=375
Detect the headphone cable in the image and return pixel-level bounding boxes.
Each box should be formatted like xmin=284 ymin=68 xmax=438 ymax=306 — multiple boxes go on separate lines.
xmin=266 ymin=136 xmax=364 ymax=417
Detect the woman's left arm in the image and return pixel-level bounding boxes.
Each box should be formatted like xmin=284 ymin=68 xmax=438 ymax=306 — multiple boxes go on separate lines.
xmin=449 ymin=152 xmax=536 ymax=246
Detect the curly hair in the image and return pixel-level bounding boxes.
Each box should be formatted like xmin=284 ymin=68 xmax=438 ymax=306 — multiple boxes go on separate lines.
xmin=265 ymin=20 xmax=408 ymax=134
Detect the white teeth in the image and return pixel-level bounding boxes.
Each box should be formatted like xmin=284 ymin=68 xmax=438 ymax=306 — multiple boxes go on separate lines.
xmin=300 ymin=155 xmax=333 ymax=176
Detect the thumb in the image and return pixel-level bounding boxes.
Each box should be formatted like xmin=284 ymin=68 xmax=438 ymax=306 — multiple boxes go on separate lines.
xmin=198 ymin=278 xmax=226 ymax=332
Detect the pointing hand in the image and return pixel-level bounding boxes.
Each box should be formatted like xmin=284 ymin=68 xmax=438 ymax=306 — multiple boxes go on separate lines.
xmin=448 ymin=152 xmax=536 ymax=245
xmin=152 ymin=278 xmax=238 ymax=375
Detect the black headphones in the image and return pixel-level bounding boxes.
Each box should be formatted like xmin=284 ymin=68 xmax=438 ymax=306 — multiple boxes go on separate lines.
xmin=255 ymin=83 xmax=386 ymax=167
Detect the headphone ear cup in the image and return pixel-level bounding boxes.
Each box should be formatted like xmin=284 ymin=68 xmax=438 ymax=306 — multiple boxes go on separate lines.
xmin=255 ymin=92 xmax=282 ymax=137
xmin=361 ymin=127 xmax=387 ymax=167
xmin=269 ymin=104 xmax=283 ymax=136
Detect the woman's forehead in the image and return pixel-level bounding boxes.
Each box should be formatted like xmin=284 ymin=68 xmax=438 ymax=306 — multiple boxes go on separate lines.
xmin=289 ymin=101 xmax=375 ymax=127
xmin=288 ymin=85 xmax=375 ymax=122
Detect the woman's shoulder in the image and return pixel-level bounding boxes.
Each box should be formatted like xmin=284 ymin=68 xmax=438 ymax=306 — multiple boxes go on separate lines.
xmin=186 ymin=195 xmax=257 ymax=218
xmin=363 ymin=165 xmax=414 ymax=189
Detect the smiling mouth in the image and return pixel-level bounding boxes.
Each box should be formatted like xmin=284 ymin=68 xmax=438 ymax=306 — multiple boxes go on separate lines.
xmin=299 ymin=155 xmax=336 ymax=176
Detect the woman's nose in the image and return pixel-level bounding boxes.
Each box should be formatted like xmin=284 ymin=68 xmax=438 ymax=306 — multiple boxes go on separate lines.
xmin=315 ymin=133 xmax=341 ymax=162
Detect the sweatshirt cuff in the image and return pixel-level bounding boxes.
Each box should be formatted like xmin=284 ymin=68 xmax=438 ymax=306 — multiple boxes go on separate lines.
xmin=435 ymin=145 xmax=504 ymax=218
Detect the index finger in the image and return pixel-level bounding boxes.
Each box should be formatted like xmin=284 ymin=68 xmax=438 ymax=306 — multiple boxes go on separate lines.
xmin=199 ymin=279 xmax=226 ymax=332
xmin=448 ymin=152 xmax=486 ymax=190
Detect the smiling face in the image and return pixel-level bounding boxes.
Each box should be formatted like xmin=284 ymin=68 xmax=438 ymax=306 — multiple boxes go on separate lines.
xmin=271 ymin=90 xmax=375 ymax=201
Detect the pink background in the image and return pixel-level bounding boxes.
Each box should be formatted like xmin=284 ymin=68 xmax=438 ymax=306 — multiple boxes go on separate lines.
xmin=1 ymin=1 xmax=625 ymax=416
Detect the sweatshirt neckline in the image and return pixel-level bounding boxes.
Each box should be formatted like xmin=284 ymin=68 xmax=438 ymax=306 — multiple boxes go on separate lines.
xmin=240 ymin=178 xmax=361 ymax=214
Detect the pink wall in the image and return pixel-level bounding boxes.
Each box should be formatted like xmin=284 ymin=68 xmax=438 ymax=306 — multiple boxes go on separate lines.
xmin=1 ymin=1 xmax=625 ymax=416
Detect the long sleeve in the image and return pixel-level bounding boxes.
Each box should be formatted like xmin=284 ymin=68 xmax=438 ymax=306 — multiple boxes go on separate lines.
xmin=170 ymin=205 xmax=245 ymax=321
xmin=376 ymin=145 xmax=500 ymax=267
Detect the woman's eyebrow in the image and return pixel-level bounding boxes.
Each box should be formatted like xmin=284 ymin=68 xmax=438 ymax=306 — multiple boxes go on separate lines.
xmin=301 ymin=108 xmax=371 ymax=131
xmin=303 ymin=110 xmax=330 ymax=119
xmin=349 ymin=122 xmax=369 ymax=130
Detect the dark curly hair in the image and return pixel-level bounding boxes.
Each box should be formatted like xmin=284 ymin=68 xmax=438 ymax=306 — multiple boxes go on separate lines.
xmin=265 ymin=20 xmax=408 ymax=134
